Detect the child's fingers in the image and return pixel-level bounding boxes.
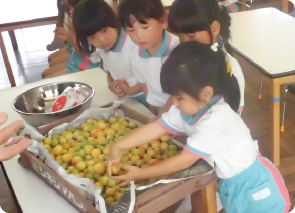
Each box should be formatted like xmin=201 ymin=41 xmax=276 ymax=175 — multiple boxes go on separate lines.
xmin=107 ymin=161 xmax=112 ymax=177
xmin=120 ymin=164 xmax=133 ymax=171
xmin=119 ymin=181 xmax=129 ymax=187
xmin=112 ymin=175 xmax=126 ymax=181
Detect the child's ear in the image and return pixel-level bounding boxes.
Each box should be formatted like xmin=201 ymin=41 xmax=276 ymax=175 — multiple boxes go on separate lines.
xmin=210 ymin=21 xmax=221 ymax=37
xmin=161 ymin=12 xmax=169 ymax=29
xmin=201 ymin=86 xmax=214 ymax=103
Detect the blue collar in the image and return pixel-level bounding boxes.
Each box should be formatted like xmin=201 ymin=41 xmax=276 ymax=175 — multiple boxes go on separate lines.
xmin=139 ymin=30 xmax=170 ymax=58
xmin=105 ymin=29 xmax=127 ymax=53
xmin=181 ymin=95 xmax=222 ymax=126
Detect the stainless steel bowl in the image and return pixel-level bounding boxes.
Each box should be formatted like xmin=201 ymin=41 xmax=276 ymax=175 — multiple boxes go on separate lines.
xmin=12 ymin=82 xmax=95 ymax=127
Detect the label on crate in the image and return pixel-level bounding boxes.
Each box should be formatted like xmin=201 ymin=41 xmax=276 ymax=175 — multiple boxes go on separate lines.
xmin=30 ymin=160 xmax=87 ymax=212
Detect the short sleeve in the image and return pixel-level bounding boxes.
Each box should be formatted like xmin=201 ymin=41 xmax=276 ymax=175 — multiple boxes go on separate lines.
xmin=184 ymin=123 xmax=223 ymax=159
xmin=157 ymin=105 xmax=184 ymax=135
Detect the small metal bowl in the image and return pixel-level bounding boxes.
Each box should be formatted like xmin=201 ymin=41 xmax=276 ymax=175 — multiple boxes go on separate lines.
xmin=12 ymin=82 xmax=95 ymax=127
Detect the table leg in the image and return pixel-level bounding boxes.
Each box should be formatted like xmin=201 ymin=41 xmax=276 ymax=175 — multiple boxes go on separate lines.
xmin=282 ymin=0 xmax=289 ymax=13
xmin=0 ymin=31 xmax=16 ymax=87
xmin=270 ymin=79 xmax=281 ymax=166
xmin=191 ymin=182 xmax=217 ymax=213
xmin=8 ymin=31 xmax=18 ymax=51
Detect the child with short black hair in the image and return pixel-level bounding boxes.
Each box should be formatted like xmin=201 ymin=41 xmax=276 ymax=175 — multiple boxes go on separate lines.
xmin=42 ymin=0 xmax=102 ymax=78
xmin=168 ymin=0 xmax=244 ymax=113
xmin=118 ymin=0 xmax=179 ymax=115
xmin=73 ymin=0 xmax=148 ymax=106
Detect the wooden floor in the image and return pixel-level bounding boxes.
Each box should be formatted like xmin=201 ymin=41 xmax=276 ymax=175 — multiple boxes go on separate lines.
xmin=1 ymin=0 xmax=295 ymax=212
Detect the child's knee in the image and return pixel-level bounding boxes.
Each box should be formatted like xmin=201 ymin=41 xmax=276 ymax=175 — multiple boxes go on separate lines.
xmin=42 ymin=69 xmax=48 ymax=78
xmin=48 ymin=53 xmax=56 ymax=63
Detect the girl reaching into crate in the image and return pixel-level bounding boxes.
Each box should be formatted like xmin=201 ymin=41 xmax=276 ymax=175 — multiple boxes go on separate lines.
xmin=107 ymin=42 xmax=291 ymax=213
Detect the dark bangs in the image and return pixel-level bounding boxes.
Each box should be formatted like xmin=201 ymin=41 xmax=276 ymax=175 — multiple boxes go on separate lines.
xmin=169 ymin=0 xmax=214 ymax=34
xmin=68 ymin=0 xmax=82 ymax=8
xmin=73 ymin=0 xmax=119 ymax=55
xmin=118 ymin=0 xmax=165 ymax=28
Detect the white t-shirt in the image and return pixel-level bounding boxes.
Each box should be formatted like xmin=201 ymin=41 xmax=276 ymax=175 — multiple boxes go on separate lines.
xmin=157 ymin=96 xmax=257 ymax=179
xmin=129 ymin=30 xmax=180 ymax=107
xmin=97 ymin=30 xmax=140 ymax=96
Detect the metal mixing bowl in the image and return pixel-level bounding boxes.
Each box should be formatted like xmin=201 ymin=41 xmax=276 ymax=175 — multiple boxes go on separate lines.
xmin=12 ymin=82 xmax=95 ymax=127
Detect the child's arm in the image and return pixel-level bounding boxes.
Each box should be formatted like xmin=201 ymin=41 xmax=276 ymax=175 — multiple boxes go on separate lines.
xmin=107 ymin=74 xmax=125 ymax=98
xmin=119 ymin=82 xmax=145 ymax=96
xmin=69 ymin=33 xmax=85 ymax=58
xmin=150 ymin=96 xmax=174 ymax=122
xmin=45 ymin=70 xmax=68 ymax=79
xmin=112 ymin=150 xmax=198 ymax=186
xmin=108 ymin=121 xmax=167 ymax=175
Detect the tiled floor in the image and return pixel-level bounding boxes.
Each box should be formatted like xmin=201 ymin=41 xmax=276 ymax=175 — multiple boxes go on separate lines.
xmin=0 ymin=25 xmax=56 ymax=90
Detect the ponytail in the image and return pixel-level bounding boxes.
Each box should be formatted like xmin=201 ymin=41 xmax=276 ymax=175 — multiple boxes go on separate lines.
xmin=218 ymin=67 xmax=240 ymax=112
xmin=218 ymin=5 xmax=234 ymax=55
xmin=161 ymin=41 xmax=240 ymax=112
xmin=218 ymin=5 xmax=231 ymax=42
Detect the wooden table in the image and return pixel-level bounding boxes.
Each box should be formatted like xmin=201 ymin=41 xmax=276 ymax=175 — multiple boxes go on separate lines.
xmin=229 ymin=8 xmax=295 ymax=166
xmin=1 ymin=68 xmax=217 ymax=213
xmin=283 ymin=0 xmax=289 ymax=13
xmin=0 ymin=0 xmax=57 ymax=87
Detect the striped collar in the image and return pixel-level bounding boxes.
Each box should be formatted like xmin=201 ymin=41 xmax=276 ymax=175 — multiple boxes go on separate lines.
xmin=138 ymin=30 xmax=171 ymax=58
xmin=105 ymin=29 xmax=127 ymax=53
xmin=181 ymin=95 xmax=222 ymax=126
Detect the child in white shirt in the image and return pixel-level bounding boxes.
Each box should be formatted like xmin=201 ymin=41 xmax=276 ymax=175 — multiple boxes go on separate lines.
xmin=108 ymin=42 xmax=290 ymax=213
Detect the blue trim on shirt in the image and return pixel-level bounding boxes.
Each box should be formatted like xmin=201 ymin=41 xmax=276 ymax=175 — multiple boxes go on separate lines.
xmin=105 ymin=29 xmax=126 ymax=53
xmin=181 ymin=95 xmax=221 ymax=126
xmin=158 ymin=117 xmax=180 ymax=134
xmin=139 ymin=30 xmax=169 ymax=58
xmin=185 ymin=144 xmax=211 ymax=158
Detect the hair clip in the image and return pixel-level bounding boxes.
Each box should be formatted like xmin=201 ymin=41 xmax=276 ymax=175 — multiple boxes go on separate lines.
xmin=211 ymin=43 xmax=218 ymax=52
xmin=226 ymin=60 xmax=233 ymax=76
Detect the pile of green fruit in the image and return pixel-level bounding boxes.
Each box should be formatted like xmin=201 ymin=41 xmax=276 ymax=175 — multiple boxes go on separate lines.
xmin=40 ymin=117 xmax=180 ymax=205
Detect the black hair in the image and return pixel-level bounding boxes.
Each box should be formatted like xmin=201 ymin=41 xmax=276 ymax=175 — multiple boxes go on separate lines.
xmin=161 ymin=41 xmax=240 ymax=112
xmin=57 ymin=0 xmax=65 ymax=26
xmin=168 ymin=0 xmax=231 ymax=43
xmin=68 ymin=0 xmax=82 ymax=8
xmin=118 ymin=0 xmax=165 ymax=28
xmin=73 ymin=0 xmax=120 ymax=55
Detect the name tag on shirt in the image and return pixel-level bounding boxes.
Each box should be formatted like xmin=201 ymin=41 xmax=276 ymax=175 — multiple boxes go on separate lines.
xmin=252 ymin=188 xmax=271 ymax=201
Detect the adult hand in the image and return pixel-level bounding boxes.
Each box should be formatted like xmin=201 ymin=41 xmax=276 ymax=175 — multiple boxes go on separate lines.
xmin=0 ymin=113 xmax=32 ymax=162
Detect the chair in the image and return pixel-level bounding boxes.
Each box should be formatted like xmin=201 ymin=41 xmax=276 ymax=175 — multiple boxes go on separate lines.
xmin=281 ymin=83 xmax=295 ymax=132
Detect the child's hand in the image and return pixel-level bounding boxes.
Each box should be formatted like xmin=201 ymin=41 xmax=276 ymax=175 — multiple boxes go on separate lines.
xmin=108 ymin=80 xmax=125 ymax=98
xmin=142 ymin=85 xmax=148 ymax=97
xmin=111 ymin=164 xmax=142 ymax=186
xmin=119 ymin=81 xmax=132 ymax=96
xmin=55 ymin=27 xmax=71 ymax=42
xmin=107 ymin=144 xmax=123 ymax=176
